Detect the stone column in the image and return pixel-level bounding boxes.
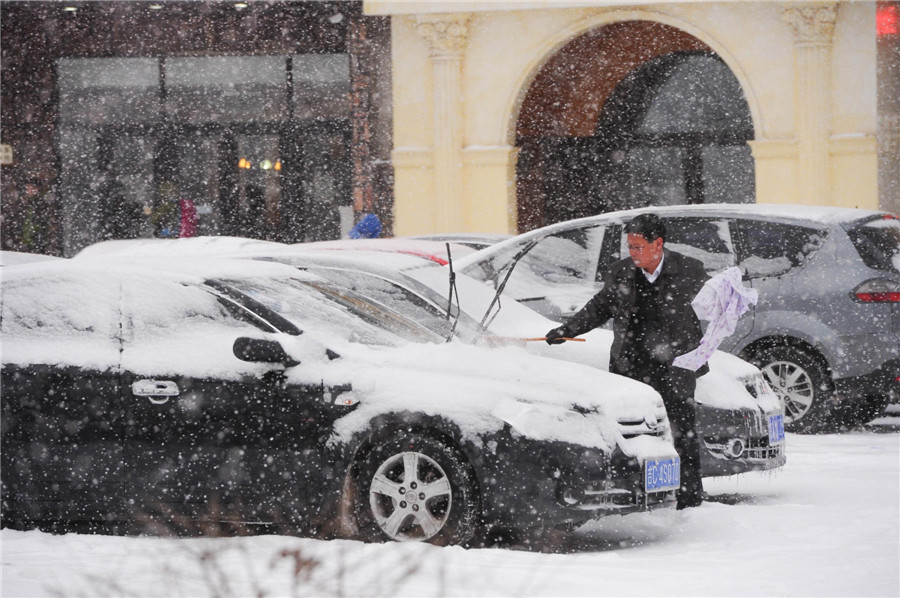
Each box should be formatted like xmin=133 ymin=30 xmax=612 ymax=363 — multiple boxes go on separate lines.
xmin=349 ymin=16 xmax=375 ymax=215
xmin=782 ymin=3 xmax=838 ymax=205
xmin=415 ymin=13 xmax=470 ymax=232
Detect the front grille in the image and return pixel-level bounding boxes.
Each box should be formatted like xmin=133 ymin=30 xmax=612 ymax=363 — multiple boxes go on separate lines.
xmin=562 ymin=484 xmax=676 ymax=512
xmin=703 ymin=435 xmax=785 ymax=462
xmin=617 ymin=410 xmax=669 ymax=439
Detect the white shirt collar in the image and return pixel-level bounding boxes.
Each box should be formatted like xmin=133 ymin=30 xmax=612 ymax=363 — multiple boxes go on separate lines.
xmin=642 ymin=252 xmax=665 ymax=283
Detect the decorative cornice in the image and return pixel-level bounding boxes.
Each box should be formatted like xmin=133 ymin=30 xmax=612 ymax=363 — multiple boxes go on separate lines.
xmin=782 ymin=3 xmax=838 ymax=44
xmin=414 ymin=13 xmax=471 ymax=59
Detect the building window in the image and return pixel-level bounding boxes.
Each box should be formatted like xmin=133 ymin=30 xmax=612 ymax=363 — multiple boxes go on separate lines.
xmin=598 ymin=51 xmax=755 ymax=209
xmin=56 ymin=54 xmax=352 ymax=255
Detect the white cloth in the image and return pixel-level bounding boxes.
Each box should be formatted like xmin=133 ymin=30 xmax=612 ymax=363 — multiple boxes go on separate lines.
xmin=673 ymin=266 xmax=758 ymax=371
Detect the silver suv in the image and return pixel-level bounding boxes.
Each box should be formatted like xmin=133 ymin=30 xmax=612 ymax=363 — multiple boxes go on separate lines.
xmin=456 ymin=204 xmax=900 ymax=431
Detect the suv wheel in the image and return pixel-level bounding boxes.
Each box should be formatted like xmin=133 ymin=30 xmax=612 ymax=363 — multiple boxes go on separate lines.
xmin=751 ymin=344 xmax=834 ymax=432
xmin=352 ymin=434 xmax=479 ymax=545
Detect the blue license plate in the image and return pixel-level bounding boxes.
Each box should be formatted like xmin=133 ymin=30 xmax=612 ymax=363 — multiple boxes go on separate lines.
xmin=645 ymin=457 xmax=680 ymax=492
xmin=768 ymin=414 xmax=785 ymax=444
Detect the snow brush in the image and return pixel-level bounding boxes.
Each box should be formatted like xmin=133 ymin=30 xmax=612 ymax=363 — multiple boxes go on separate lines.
xmin=483 ymin=335 xmax=586 ymax=344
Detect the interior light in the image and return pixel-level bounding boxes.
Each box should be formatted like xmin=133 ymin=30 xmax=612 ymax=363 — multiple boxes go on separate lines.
xmin=234 ymin=2 xmax=248 ymax=9
xmin=63 ymin=6 xmax=78 ymax=12
xmin=149 ymin=4 xmax=164 ymax=9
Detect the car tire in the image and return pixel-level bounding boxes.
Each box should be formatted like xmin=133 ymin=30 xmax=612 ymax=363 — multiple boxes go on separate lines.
xmin=749 ymin=344 xmax=834 ymax=432
xmin=351 ymin=434 xmax=479 ymax=545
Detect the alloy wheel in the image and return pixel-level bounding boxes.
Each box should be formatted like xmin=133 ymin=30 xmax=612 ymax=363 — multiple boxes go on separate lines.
xmin=368 ymin=451 xmax=453 ymax=542
xmin=761 ymin=360 xmax=815 ymax=424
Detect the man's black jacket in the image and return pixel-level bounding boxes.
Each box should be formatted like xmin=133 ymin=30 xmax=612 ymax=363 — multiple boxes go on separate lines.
xmin=564 ymin=248 xmax=710 ymax=380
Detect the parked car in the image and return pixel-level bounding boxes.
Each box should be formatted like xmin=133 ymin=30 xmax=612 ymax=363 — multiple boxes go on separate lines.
xmin=1 ymin=258 xmax=680 ymax=544
xmin=453 ymin=204 xmax=900 ymax=431
xmin=74 ymin=242 xmax=786 ymax=477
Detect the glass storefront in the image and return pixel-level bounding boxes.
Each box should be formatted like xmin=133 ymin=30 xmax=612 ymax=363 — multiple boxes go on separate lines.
xmin=57 ymin=54 xmax=351 ymax=255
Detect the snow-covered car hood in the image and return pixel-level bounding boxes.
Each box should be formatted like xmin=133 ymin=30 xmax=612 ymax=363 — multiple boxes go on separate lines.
xmin=405 ymin=264 xmax=781 ymax=414
xmin=278 ymin=331 xmax=673 ymax=461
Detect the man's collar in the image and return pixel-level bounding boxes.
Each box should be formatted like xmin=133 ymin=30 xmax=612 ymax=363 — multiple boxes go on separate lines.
xmin=642 ymin=251 xmax=665 ymax=282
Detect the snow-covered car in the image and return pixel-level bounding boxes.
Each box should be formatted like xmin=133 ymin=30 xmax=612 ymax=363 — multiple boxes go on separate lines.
xmin=0 ymin=251 xmax=63 ymax=266
xmin=148 ymin=247 xmax=785 ymax=478
xmin=453 ymin=204 xmax=900 ymax=431
xmin=76 ymin=235 xmax=476 ymax=266
xmin=1 ymin=258 xmax=680 ymax=545
xmin=405 ymin=233 xmax=512 ymax=251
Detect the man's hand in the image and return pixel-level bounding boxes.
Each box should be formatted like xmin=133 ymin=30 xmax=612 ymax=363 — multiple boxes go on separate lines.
xmin=545 ymin=326 xmax=570 ymax=345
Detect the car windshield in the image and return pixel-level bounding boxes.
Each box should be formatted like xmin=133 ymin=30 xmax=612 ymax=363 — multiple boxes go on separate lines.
xmin=218 ymin=276 xmax=442 ymax=346
xmin=847 ymin=216 xmax=900 ymax=273
xmin=300 ymin=267 xmax=463 ymax=339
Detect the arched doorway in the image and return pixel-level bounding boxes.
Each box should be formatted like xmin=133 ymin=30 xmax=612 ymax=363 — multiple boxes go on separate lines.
xmin=515 ymin=21 xmax=754 ymax=232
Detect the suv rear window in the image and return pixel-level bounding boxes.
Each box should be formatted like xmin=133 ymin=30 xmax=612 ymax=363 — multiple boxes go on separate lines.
xmin=847 ymin=216 xmax=900 ymax=273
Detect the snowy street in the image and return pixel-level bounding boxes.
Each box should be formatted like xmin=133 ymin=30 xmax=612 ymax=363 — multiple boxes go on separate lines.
xmin=3 ymin=420 xmax=898 ymax=598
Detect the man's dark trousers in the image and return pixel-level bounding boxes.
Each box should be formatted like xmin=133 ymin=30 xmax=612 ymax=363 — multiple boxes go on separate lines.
xmin=618 ymin=360 xmax=704 ymax=509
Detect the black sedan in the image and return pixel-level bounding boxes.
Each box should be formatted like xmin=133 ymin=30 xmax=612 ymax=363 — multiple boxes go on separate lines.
xmin=2 ymin=257 xmax=680 ymax=544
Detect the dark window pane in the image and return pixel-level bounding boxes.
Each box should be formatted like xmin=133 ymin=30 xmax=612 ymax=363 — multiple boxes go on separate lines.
xmin=628 ymin=147 xmax=685 ymax=206
xmin=702 ymin=145 xmax=755 ymax=204
xmin=166 ymin=56 xmax=287 ymax=124
xmin=293 ymin=54 xmax=350 ymax=119
xmin=847 ymin=217 xmax=900 ymax=272
xmin=737 ymin=220 xmax=827 ymax=278
xmin=638 ymin=56 xmax=752 ymax=135
xmin=58 ymin=58 xmax=159 ymax=125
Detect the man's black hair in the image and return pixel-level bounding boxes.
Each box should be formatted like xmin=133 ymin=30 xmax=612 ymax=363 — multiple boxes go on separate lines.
xmin=625 ymin=213 xmax=666 ymax=242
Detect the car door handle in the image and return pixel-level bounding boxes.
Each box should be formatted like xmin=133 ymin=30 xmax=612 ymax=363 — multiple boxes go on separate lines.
xmin=132 ymin=380 xmax=180 ymax=404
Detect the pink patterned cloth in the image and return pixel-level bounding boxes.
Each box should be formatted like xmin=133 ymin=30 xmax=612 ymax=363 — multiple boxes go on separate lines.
xmin=673 ymin=267 xmax=758 ymax=371
xmin=179 ymin=199 xmax=198 ymax=238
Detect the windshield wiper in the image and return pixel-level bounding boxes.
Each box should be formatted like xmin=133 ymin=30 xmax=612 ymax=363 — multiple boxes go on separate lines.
xmin=444 ymin=243 xmax=461 ymax=342
xmin=478 ymin=239 xmax=538 ymax=335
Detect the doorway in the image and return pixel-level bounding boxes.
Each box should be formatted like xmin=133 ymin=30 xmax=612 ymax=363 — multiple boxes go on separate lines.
xmin=515 ymin=22 xmax=755 ymax=232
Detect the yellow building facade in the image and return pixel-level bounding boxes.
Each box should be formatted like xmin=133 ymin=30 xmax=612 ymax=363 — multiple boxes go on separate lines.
xmin=364 ymin=1 xmax=884 ymax=235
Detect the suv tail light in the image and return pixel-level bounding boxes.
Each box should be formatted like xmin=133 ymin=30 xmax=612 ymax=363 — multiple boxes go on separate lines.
xmin=853 ymin=279 xmax=900 ymax=302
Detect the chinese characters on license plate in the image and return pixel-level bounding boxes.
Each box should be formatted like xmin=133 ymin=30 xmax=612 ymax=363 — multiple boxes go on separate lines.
xmin=645 ymin=457 xmax=680 ymax=492
xmin=768 ymin=413 xmax=785 ymax=444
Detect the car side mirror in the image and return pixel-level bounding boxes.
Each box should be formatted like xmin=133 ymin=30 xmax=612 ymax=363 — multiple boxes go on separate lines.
xmin=233 ymin=337 xmax=300 ymax=367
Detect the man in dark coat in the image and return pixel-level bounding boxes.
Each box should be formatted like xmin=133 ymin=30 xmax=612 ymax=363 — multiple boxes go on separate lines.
xmin=545 ymin=213 xmax=708 ymax=509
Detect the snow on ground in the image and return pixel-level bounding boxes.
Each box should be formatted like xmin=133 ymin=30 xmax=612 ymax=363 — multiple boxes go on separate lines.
xmin=3 ymin=423 xmax=899 ymax=598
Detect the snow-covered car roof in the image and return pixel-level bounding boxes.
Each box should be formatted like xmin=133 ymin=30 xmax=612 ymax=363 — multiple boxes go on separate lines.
xmin=74 ymin=236 xmax=290 ymax=259
xmin=75 ymin=235 xmax=477 ymax=267
xmin=405 ymin=233 xmax=512 ymax=250
xmin=294 ymin=238 xmax=476 ymax=265
xmin=0 ymin=251 xmax=63 ymax=266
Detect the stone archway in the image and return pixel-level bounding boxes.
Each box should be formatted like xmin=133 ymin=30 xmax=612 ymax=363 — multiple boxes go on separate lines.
xmin=515 ymin=20 xmax=754 ymax=232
